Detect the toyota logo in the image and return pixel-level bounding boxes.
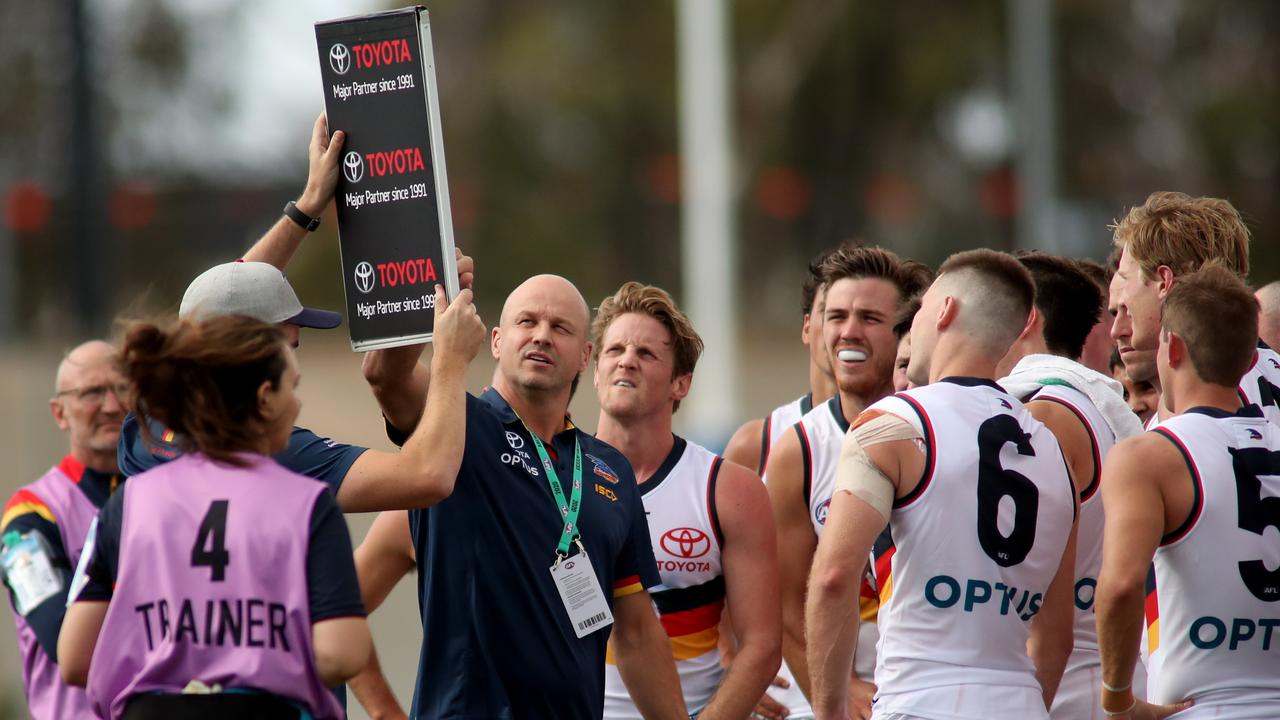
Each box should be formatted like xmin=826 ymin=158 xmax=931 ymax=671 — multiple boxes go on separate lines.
xmin=505 ymin=431 xmax=525 ymax=450
xmin=353 ymin=262 xmax=375 ymax=294
xmin=329 ymin=44 xmax=351 ymax=75
xmin=660 ymin=527 xmax=710 ymax=559
xmin=343 ymin=151 xmax=364 ymax=184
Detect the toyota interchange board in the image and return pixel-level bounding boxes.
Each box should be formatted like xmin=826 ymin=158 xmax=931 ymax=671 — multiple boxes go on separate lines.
xmin=316 ymin=6 xmax=459 ymax=351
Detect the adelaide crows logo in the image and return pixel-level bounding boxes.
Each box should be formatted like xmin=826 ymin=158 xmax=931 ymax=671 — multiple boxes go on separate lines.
xmin=585 ymin=454 xmax=619 ymax=484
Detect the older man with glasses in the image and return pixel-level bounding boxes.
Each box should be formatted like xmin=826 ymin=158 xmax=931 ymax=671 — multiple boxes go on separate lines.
xmin=2 ymin=340 xmax=127 ymax=719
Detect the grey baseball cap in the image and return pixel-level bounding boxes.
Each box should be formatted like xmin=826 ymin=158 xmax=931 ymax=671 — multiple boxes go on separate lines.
xmin=179 ymin=261 xmax=342 ymax=329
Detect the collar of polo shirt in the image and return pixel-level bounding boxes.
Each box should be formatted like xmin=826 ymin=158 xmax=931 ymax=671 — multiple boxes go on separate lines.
xmin=481 ymin=387 xmax=576 ymax=433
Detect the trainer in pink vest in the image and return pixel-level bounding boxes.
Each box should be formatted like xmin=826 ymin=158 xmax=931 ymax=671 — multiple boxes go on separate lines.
xmin=85 ymin=454 xmax=344 ymax=720
xmin=8 ymin=457 xmax=101 ymax=719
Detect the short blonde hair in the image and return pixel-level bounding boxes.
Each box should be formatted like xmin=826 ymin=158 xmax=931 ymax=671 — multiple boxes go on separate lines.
xmin=592 ymin=283 xmax=704 ymax=410
xmin=1112 ymin=191 xmax=1250 ymax=279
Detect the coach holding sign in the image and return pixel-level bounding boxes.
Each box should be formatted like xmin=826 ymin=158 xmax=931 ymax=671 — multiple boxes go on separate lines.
xmin=316 ymin=8 xmax=460 ymax=350
xmin=358 ymin=275 xmax=687 ymax=719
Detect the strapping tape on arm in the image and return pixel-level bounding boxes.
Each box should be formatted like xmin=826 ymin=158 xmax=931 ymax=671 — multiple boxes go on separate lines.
xmin=835 ymin=411 xmax=922 ymax=523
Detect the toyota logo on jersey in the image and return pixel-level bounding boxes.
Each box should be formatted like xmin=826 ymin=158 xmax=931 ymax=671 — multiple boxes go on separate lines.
xmin=660 ymin=527 xmax=710 ymax=559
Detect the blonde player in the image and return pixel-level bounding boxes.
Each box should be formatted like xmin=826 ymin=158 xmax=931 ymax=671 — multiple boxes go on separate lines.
xmin=1097 ymin=264 xmax=1276 ymax=719
xmin=1109 ymin=192 xmax=1280 ymax=428
xmin=594 ymin=282 xmax=780 ymax=719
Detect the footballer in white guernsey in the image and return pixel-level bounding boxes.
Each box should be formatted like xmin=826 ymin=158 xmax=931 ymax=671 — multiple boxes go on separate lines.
xmin=996 ymin=252 xmax=1147 ymax=719
xmin=808 ymin=250 xmax=1080 ymax=720
xmin=1109 ymin=192 xmax=1254 ymax=429
xmin=592 ymin=282 xmax=781 ymax=720
xmin=1098 ymin=265 xmax=1277 ymax=720
xmin=766 ymin=245 xmax=932 ymax=719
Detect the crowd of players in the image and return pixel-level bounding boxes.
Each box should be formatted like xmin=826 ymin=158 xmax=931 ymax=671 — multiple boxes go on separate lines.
xmin=3 ymin=114 xmax=1280 ymax=720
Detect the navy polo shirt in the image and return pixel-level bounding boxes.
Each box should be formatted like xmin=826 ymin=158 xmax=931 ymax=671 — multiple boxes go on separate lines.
xmin=408 ymin=388 xmax=660 ymax=720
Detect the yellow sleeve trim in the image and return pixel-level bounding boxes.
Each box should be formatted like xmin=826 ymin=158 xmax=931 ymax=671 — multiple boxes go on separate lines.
xmin=613 ymin=581 xmax=645 ymax=599
xmin=1 ymin=503 xmax=56 ymax=534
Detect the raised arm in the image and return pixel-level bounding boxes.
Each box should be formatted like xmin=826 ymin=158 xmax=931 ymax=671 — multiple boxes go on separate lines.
xmin=335 ymin=286 xmax=486 ymax=512
xmin=243 ymin=113 xmax=345 ymax=270
xmin=698 ymin=462 xmax=781 ymax=720
xmin=362 ymin=249 xmax=477 ymax=436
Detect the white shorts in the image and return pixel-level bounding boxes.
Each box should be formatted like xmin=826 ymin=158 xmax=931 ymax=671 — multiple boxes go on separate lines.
xmin=871 ymin=684 xmax=1049 ymax=720
xmin=1050 ymin=660 xmax=1102 ymax=720
xmin=1162 ymin=702 xmax=1280 ymax=720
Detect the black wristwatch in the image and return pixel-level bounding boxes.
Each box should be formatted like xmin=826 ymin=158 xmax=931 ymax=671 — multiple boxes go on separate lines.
xmin=283 ymin=200 xmax=321 ymax=232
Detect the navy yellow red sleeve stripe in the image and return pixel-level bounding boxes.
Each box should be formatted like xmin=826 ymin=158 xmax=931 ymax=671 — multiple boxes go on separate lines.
xmin=1 ymin=489 xmax=56 ymax=534
xmin=1 ymin=493 xmax=72 ymax=661
xmin=613 ymin=574 xmax=645 ymax=598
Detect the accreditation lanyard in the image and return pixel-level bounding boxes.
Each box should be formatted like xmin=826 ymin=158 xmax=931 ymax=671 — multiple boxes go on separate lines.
xmin=519 ymin=419 xmax=614 ymax=638
xmin=524 ymin=426 xmax=584 ymax=559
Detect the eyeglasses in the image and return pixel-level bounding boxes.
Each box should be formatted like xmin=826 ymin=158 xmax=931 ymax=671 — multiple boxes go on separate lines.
xmin=55 ymin=383 xmax=130 ymax=404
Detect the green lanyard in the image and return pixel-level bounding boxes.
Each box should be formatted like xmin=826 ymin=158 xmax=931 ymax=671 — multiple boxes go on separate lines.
xmin=524 ymin=424 xmax=584 ymax=558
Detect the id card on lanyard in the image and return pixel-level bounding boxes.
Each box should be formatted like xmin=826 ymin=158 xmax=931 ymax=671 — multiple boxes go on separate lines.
xmin=524 ymin=422 xmax=614 ymax=638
